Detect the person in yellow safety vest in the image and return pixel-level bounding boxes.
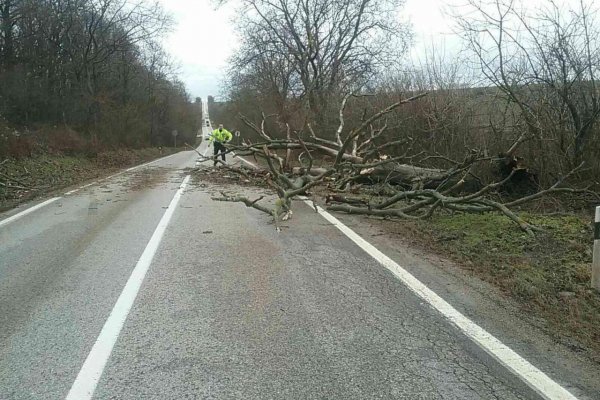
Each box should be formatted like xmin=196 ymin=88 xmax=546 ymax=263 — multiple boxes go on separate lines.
xmin=209 ymin=124 xmax=233 ymax=166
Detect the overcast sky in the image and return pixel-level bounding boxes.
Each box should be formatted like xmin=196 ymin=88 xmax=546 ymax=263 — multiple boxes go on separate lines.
xmin=157 ymin=0 xmax=465 ymax=100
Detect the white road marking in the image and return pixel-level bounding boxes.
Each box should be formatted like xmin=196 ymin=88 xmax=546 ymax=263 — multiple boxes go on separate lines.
xmin=65 ymin=175 xmax=191 ymax=400
xmin=0 ymin=197 xmax=61 ymax=228
xmin=200 ymin=146 xmax=257 ymax=169
xmin=231 ymin=152 xmax=257 ymax=168
xmin=65 ymin=180 xmax=99 ymax=195
xmin=79 ymin=182 xmax=97 ymax=189
xmin=125 ymin=151 xmax=181 ymax=172
xmin=302 ymin=198 xmax=578 ymax=400
xmin=1 ymin=150 xmax=190 ymax=228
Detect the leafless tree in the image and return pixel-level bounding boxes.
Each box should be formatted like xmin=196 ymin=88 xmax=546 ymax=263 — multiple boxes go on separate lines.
xmin=205 ymin=0 xmax=599 ymax=232
xmin=0 ymin=0 xmax=20 ymax=66
xmin=455 ymin=0 xmax=600 ymax=167
xmin=226 ymin=0 xmax=411 ymax=132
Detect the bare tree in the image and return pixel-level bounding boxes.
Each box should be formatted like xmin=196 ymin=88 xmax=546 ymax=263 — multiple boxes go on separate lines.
xmin=227 ymin=0 xmax=411 ymax=131
xmin=203 ymin=0 xmax=599 ymax=233
xmin=455 ymin=0 xmax=600 ymax=167
xmin=0 ymin=0 xmax=21 ymax=66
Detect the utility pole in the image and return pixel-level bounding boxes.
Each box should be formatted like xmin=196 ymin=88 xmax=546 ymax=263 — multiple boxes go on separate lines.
xmin=593 ymin=206 xmax=600 ymax=290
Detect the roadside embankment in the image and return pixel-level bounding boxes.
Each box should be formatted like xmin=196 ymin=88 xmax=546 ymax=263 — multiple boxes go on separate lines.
xmin=0 ymin=147 xmax=181 ymax=212
xmin=377 ymin=212 xmax=600 ymax=361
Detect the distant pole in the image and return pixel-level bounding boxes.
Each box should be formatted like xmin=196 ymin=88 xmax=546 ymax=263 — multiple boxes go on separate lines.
xmin=172 ymin=130 xmax=178 ymax=148
xmin=593 ymin=206 xmax=600 ymax=290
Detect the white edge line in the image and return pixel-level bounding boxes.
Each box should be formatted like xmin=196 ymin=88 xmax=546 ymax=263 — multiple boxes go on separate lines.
xmin=0 ymin=197 xmax=61 ymax=228
xmin=301 ymin=198 xmax=577 ymax=400
xmin=1 ymin=150 xmax=189 ymax=227
xmin=125 ymin=150 xmax=181 ymax=172
xmin=200 ymin=145 xmax=257 ymax=169
xmin=79 ymin=182 xmax=97 ymax=189
xmin=65 ymin=175 xmax=191 ymax=400
xmin=232 ymin=151 xmax=257 ymax=168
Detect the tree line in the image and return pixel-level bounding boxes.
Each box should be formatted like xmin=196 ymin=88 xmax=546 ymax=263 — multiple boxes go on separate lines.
xmin=0 ymin=0 xmax=199 ymax=156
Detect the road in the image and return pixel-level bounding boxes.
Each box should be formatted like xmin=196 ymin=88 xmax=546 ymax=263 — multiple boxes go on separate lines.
xmin=0 ymin=124 xmax=597 ymax=399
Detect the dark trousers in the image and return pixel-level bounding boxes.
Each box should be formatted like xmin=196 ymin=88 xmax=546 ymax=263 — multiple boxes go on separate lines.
xmin=213 ymin=142 xmax=226 ymax=165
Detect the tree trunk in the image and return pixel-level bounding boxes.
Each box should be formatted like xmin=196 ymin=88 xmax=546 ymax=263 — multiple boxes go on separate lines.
xmin=293 ymin=164 xmax=449 ymax=187
xmin=0 ymin=0 xmax=15 ymax=66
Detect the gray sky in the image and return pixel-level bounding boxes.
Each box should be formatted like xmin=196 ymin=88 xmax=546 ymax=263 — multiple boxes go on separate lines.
xmin=157 ymin=0 xmax=465 ymax=99
xmin=158 ymin=0 xmax=238 ymax=99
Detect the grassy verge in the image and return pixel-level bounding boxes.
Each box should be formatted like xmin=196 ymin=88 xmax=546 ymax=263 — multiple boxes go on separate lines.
xmin=0 ymin=147 xmax=180 ymax=212
xmin=385 ymin=212 xmax=600 ymax=359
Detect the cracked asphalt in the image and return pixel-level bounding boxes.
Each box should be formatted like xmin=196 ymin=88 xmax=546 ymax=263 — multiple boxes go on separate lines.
xmin=0 ymin=128 xmax=598 ymax=399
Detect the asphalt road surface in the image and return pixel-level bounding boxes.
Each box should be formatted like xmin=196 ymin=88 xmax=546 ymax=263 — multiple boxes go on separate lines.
xmin=1 ymin=125 xmax=598 ymax=399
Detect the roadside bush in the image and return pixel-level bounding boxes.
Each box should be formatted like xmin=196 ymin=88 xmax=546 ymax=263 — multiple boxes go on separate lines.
xmin=95 ymin=149 xmax=137 ymax=167
xmin=45 ymin=126 xmax=88 ymax=156
xmin=0 ymin=132 xmax=37 ymax=159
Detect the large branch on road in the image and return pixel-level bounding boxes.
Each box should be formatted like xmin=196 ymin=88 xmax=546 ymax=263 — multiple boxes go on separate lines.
xmin=231 ymin=94 xmax=452 ymax=189
xmin=207 ymin=93 xmax=595 ymax=233
xmin=212 ymin=192 xmax=273 ymax=215
xmin=327 ymin=161 xmax=594 ymax=233
xmin=333 ymin=93 xmax=428 ymax=167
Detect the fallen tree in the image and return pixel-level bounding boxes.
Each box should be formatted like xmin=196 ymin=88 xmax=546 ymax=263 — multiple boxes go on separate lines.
xmin=197 ymin=94 xmax=598 ymax=234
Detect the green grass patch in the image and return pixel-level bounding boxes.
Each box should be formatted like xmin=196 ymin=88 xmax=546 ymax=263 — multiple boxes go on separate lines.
xmin=403 ymin=212 xmax=600 ymax=356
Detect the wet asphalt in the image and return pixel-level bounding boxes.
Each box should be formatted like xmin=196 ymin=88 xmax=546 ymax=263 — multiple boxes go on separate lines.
xmin=0 ymin=128 xmax=596 ymax=399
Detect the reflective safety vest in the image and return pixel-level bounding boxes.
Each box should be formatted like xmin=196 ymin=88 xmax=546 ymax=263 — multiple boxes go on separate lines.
xmin=210 ymin=128 xmax=233 ymax=143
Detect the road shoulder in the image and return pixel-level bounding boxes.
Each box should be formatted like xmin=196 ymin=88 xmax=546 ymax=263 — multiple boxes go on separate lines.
xmin=323 ymin=207 xmax=600 ymax=398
